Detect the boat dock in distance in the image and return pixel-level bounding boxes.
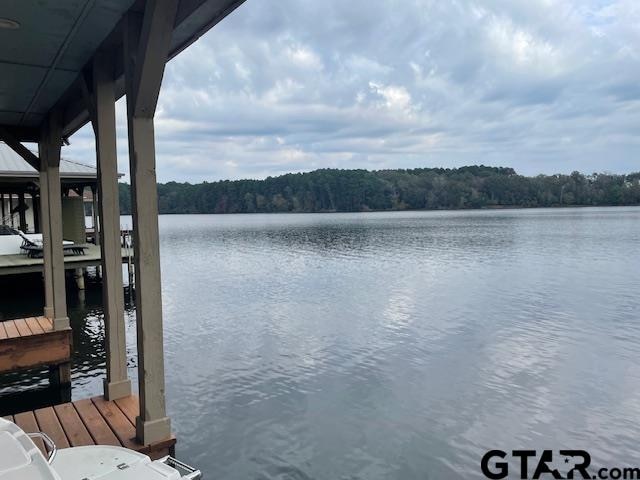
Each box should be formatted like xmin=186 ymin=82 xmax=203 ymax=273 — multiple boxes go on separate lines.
xmin=0 ymin=244 xmax=132 ymax=276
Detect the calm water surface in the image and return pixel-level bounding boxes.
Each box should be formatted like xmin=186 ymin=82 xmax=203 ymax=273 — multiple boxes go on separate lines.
xmin=1 ymin=207 xmax=639 ymax=479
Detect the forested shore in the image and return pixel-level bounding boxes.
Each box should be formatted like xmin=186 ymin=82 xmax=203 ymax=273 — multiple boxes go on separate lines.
xmin=118 ymin=166 xmax=640 ymax=214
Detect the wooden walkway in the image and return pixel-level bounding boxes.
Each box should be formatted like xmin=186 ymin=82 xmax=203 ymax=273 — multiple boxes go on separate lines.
xmin=0 ymin=316 xmax=71 ymax=378
xmin=2 ymin=395 xmax=176 ymax=460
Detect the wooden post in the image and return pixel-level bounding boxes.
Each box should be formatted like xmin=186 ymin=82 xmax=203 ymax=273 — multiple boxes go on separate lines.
xmin=123 ymin=1 xmax=178 ymax=445
xmin=91 ymin=186 xmax=101 ymax=245
xmin=33 ymin=193 xmax=40 ymax=233
xmin=38 ymin=167 xmax=55 ymax=319
xmin=18 ymin=192 xmax=27 ymax=231
xmin=8 ymin=194 xmax=14 ymax=227
xmin=0 ymin=125 xmax=58 ymax=323
xmin=49 ymin=363 xmax=72 ymax=386
xmin=48 ymin=169 xmax=69 ymax=331
xmin=91 ymin=48 xmax=132 ymax=401
xmin=39 ymin=112 xmax=70 ymax=331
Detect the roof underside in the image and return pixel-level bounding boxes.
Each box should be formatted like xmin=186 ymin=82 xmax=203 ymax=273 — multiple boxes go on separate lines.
xmin=0 ymin=0 xmax=245 ymax=140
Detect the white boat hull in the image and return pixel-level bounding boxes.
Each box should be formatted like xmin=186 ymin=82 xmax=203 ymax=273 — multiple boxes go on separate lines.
xmin=0 ymin=418 xmax=200 ymax=480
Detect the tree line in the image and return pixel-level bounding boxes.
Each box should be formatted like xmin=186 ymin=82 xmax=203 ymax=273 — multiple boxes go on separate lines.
xmin=118 ymin=166 xmax=640 ymax=214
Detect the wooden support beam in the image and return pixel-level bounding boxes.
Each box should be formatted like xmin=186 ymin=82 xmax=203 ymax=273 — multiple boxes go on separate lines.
xmin=131 ymin=0 xmax=179 ymax=118
xmin=0 ymin=126 xmax=40 ymax=171
xmin=38 ymin=168 xmax=54 ymax=318
xmin=39 ymin=112 xmax=69 ymax=330
xmin=91 ymin=48 xmax=131 ymax=401
xmin=123 ymin=2 xmax=177 ymax=445
xmin=79 ymin=69 xmax=98 ymax=136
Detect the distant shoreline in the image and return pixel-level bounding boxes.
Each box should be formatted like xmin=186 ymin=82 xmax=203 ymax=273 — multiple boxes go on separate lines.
xmin=135 ymin=203 xmax=640 ymax=216
xmin=118 ymin=166 xmax=640 ymax=215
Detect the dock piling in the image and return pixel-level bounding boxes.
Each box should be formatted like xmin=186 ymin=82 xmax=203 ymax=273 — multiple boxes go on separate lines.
xmin=74 ymin=268 xmax=85 ymax=290
xmin=48 ymin=362 xmax=71 ymax=387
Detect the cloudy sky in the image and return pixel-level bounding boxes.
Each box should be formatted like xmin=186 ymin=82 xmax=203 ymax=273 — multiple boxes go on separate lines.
xmin=64 ymin=0 xmax=639 ymax=183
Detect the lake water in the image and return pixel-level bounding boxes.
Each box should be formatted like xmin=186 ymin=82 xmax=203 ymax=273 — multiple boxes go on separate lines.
xmin=1 ymin=207 xmax=640 ymax=479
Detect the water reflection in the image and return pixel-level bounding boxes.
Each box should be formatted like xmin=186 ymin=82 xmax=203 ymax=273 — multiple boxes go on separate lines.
xmin=163 ymin=212 xmax=521 ymax=262
xmin=0 ymin=207 xmax=639 ymax=479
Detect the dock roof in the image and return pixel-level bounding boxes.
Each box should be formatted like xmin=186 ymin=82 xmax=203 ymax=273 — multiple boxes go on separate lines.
xmin=0 ymin=142 xmax=96 ymax=180
xmin=0 ymin=0 xmax=245 ymax=141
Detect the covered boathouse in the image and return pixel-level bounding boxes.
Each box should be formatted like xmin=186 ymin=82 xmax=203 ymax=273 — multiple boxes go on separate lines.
xmin=0 ymin=141 xmax=130 ymax=279
xmin=0 ymin=141 xmax=97 ymax=238
xmin=0 ymin=0 xmax=246 ymax=459
xmin=0 ymin=141 xmax=104 ymax=279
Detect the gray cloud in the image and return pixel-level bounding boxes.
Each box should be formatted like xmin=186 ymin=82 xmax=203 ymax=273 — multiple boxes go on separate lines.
xmin=64 ymin=0 xmax=640 ymax=182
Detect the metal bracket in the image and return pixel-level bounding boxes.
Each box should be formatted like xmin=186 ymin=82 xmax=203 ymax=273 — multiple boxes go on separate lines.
xmin=158 ymin=455 xmax=202 ymax=480
xmin=27 ymin=432 xmax=57 ymax=464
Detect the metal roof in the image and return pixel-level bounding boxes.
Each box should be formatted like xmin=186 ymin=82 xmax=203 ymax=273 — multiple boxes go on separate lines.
xmin=0 ymin=142 xmax=96 ymax=179
xmin=0 ymin=0 xmax=246 ymax=140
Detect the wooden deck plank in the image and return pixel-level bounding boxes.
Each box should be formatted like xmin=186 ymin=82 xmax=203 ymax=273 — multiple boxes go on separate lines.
xmin=14 ymin=318 xmax=32 ymax=337
xmin=25 ymin=317 xmax=45 ymax=335
xmin=3 ymin=320 xmax=19 ymax=339
xmin=114 ymin=396 xmax=139 ymax=426
xmin=0 ymin=327 xmax=71 ymax=374
xmin=5 ymin=396 xmax=175 ymax=460
xmin=0 ymin=322 xmax=7 ymax=340
xmin=37 ymin=316 xmax=53 ymax=332
xmin=14 ymin=411 xmax=46 ymax=455
xmin=34 ymin=407 xmax=70 ymax=449
xmin=74 ymin=399 xmax=120 ymax=446
xmin=54 ymin=403 xmax=94 ymax=447
xmin=92 ymin=396 xmax=138 ymax=450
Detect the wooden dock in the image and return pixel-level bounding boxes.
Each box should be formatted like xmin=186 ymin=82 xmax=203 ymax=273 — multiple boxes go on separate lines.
xmin=0 ymin=316 xmax=71 ymax=384
xmin=2 ymin=395 xmax=176 ymax=460
xmin=0 ymin=318 xmax=175 ymax=459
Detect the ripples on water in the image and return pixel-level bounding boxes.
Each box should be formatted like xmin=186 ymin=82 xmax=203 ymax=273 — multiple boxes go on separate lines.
xmin=1 ymin=207 xmax=639 ymax=479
